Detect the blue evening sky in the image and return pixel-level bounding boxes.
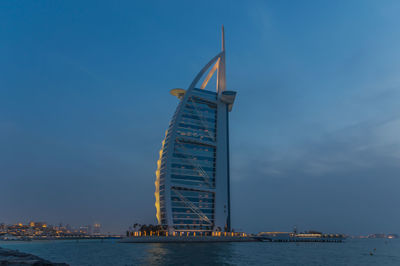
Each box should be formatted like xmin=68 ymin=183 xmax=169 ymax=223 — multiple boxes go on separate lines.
xmin=1 ymin=0 xmax=400 ymax=234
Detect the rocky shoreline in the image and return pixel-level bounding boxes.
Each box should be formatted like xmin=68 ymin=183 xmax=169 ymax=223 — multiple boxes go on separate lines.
xmin=0 ymin=247 xmax=68 ymax=266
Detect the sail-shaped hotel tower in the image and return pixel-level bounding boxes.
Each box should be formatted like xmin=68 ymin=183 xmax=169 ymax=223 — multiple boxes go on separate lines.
xmin=155 ymin=27 xmax=237 ymax=232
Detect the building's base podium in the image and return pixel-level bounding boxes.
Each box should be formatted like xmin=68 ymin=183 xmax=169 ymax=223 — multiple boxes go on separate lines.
xmin=119 ymin=235 xmax=256 ymax=243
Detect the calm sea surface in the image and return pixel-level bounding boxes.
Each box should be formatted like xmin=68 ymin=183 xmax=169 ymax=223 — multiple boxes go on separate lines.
xmin=1 ymin=239 xmax=399 ymax=265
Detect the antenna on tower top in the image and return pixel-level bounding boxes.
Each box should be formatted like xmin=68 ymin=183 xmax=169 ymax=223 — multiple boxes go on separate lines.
xmin=222 ymin=25 xmax=225 ymax=52
xmin=217 ymin=25 xmax=226 ymax=93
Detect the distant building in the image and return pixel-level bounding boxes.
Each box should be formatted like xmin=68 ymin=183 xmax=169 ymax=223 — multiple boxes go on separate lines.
xmin=79 ymin=226 xmax=91 ymax=235
xmin=387 ymin=234 xmax=399 ymax=239
xmin=93 ymin=223 xmax=101 ymax=235
xmin=368 ymin=233 xmax=386 ymax=238
xmin=0 ymin=223 xmax=6 ymax=232
xmin=154 ymin=27 xmax=237 ymax=233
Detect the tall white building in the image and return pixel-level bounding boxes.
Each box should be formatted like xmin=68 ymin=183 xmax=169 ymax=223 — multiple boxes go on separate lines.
xmin=155 ymin=27 xmax=236 ymax=232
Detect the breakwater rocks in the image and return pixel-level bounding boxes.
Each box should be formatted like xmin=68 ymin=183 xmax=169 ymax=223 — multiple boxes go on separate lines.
xmin=0 ymin=247 xmax=68 ymax=266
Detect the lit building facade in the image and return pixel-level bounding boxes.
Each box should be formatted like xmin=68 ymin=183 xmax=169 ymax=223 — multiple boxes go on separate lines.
xmin=155 ymin=27 xmax=236 ymax=232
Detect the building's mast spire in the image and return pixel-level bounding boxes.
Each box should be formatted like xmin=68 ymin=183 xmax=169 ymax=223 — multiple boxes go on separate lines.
xmin=217 ymin=25 xmax=226 ymax=93
xmin=222 ymin=25 xmax=225 ymax=52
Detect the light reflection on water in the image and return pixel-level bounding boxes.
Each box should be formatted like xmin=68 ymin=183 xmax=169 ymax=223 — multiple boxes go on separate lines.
xmin=143 ymin=243 xmax=236 ymax=265
xmin=1 ymin=239 xmax=400 ymax=265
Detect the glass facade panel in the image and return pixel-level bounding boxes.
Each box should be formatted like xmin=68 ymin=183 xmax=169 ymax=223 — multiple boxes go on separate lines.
xmin=155 ymin=88 xmax=219 ymax=231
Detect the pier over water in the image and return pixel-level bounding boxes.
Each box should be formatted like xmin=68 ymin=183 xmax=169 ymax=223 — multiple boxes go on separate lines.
xmin=255 ymin=232 xmax=346 ymax=243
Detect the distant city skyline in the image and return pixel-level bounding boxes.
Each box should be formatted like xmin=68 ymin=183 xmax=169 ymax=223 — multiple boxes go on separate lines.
xmin=0 ymin=221 xmax=105 ymax=240
xmin=1 ymin=0 xmax=400 ymax=234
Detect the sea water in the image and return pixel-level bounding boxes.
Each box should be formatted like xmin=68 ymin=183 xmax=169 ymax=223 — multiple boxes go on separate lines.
xmin=1 ymin=239 xmax=399 ymax=265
